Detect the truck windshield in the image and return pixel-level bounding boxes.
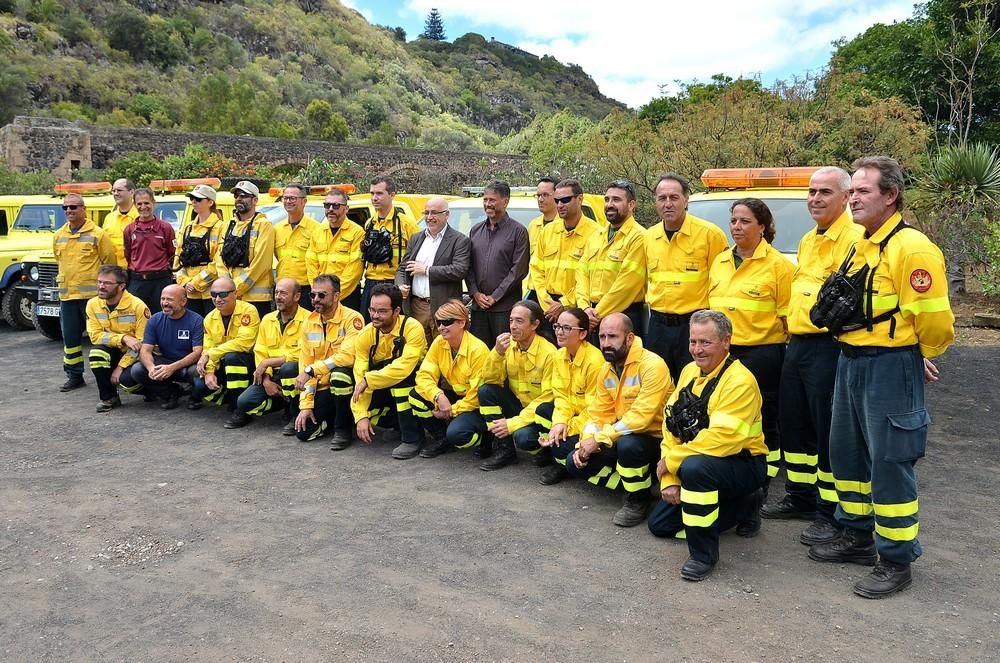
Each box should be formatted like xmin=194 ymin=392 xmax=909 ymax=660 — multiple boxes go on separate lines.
xmin=687 ymin=198 xmax=813 ymax=255
xmin=14 ymin=204 xmax=66 ymax=231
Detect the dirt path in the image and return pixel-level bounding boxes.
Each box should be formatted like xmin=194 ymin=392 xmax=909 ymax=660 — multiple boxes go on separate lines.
xmin=1 ymin=327 xmax=998 ymax=662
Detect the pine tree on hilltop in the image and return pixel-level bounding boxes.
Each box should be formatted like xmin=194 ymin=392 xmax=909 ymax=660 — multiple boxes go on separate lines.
xmin=419 ymin=8 xmax=446 ymax=41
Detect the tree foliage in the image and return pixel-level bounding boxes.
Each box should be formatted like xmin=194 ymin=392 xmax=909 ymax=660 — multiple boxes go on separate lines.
xmin=832 ymin=0 xmax=1000 ymax=144
xmin=419 ymin=9 xmax=446 ymax=41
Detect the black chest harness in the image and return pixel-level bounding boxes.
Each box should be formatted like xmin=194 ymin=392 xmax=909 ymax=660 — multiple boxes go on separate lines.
xmin=664 ymin=356 xmax=735 ymax=444
xmin=809 ymin=223 xmax=908 ymax=336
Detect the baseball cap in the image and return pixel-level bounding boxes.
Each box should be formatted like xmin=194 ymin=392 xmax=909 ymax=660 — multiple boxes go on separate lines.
xmin=189 ymin=184 xmax=217 ymax=201
xmin=232 ymin=180 xmax=260 ymax=197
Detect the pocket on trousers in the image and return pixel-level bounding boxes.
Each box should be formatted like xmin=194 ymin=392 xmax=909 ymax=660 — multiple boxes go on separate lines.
xmin=884 ymin=409 xmax=930 ymax=462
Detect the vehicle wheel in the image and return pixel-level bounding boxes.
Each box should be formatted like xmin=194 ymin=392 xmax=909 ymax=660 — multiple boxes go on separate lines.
xmin=1 ymin=286 xmax=35 ymax=330
xmin=31 ymin=308 xmax=62 ymax=341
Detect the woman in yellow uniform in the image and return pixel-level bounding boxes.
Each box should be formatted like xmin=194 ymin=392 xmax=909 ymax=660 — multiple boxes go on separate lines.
xmin=537 ymin=307 xmax=606 ymax=485
xmin=408 ymin=300 xmax=490 ymax=459
xmin=708 ymin=198 xmax=793 ymax=482
xmin=173 ymin=184 xmax=222 ymax=317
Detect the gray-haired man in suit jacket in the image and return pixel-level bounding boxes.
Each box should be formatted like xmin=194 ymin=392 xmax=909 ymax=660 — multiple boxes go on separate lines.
xmin=396 ymin=196 xmax=471 ymax=342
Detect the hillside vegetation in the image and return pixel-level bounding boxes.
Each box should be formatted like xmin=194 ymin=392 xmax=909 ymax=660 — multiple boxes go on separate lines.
xmin=0 ymin=0 xmax=622 ymax=149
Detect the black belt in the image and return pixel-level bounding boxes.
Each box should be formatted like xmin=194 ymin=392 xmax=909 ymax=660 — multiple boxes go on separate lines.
xmin=411 ymin=295 xmax=430 ymax=302
xmin=650 ymin=310 xmax=693 ymax=326
xmin=129 ymin=270 xmax=172 ymax=281
xmin=839 ymin=343 xmax=918 ymax=358
xmin=790 ymin=332 xmax=834 ymax=341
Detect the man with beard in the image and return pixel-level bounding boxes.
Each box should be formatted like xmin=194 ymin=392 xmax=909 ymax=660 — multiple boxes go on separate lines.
xmin=215 ymin=181 xmax=275 ymax=318
xmin=191 ymin=277 xmax=261 ymax=425
xmin=566 ymin=313 xmax=673 ymax=527
xmin=529 ymin=178 xmax=600 ymax=339
xmin=306 ymin=188 xmax=365 ymax=312
xmin=351 ymin=283 xmax=428 ymax=458
xmin=85 ymin=264 xmax=150 ymax=412
xmin=467 ymin=181 xmax=530 ymax=344
xmin=294 ymin=274 xmax=364 ymax=447
xmin=233 ymin=278 xmax=309 ymax=432
xmin=123 ymin=188 xmax=176 ymax=312
xmin=644 ymin=173 xmax=728 ymax=381
xmin=577 ymin=180 xmax=647 ymax=340
xmin=648 ymin=310 xmax=768 ymax=581
xmin=120 ymin=284 xmax=203 ymax=408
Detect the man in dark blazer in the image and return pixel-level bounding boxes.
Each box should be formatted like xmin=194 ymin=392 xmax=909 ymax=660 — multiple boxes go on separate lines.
xmin=396 ymin=197 xmax=470 ymax=342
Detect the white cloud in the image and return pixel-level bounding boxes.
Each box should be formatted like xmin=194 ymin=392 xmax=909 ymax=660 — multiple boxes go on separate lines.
xmin=403 ymin=0 xmax=915 ymax=107
xmin=342 ymin=0 xmax=375 ymax=22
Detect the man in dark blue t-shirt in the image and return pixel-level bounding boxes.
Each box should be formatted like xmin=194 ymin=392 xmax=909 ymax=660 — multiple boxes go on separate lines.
xmin=120 ymin=284 xmax=204 ymax=409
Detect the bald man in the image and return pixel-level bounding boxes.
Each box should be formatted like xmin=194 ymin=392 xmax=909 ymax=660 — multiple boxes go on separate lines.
xmin=567 ymin=312 xmax=674 ymax=527
xmin=120 ymin=283 xmax=204 ymax=408
xmin=234 ymin=277 xmax=309 ymax=433
xmin=396 ymin=196 xmax=470 ymax=342
xmin=191 ymin=276 xmax=261 ymax=425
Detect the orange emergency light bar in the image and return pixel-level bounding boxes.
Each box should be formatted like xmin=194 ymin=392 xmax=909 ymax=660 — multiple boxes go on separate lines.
xmin=268 ymin=183 xmax=357 ymax=197
xmin=54 ymin=181 xmax=112 ymax=194
xmin=700 ymin=167 xmax=819 ymax=189
xmin=148 ymin=177 xmax=222 ymax=192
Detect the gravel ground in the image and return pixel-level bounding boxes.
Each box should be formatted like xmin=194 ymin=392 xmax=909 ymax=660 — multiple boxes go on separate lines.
xmin=1 ymin=325 xmax=998 ymax=662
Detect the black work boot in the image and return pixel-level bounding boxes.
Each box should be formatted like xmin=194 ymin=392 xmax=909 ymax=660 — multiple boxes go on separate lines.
xmin=539 ymin=463 xmax=569 ymax=485
xmin=479 ymin=437 xmax=517 ymax=471
xmin=853 ymin=559 xmax=913 ymax=599
xmin=800 ymin=519 xmax=842 ymax=546
xmin=808 ymin=527 xmax=877 ymax=566
xmin=532 ymin=449 xmax=553 ymax=467
xmin=60 ymin=377 xmax=86 ymax=392
xmin=613 ymin=490 xmax=652 ymax=527
xmin=760 ymin=496 xmax=816 ymax=521
xmin=736 ymin=488 xmax=764 ymax=538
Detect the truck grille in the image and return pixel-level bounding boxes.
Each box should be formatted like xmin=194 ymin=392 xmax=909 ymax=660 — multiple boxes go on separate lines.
xmin=37 ymin=263 xmax=58 ymax=288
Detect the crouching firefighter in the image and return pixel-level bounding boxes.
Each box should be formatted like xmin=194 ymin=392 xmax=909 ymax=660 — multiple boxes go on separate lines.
xmin=192 ymin=277 xmax=261 ymax=426
xmin=648 ymin=309 xmax=768 ymax=582
xmin=232 ymin=278 xmax=309 ymax=432
xmin=351 ymin=283 xmax=428 ymax=459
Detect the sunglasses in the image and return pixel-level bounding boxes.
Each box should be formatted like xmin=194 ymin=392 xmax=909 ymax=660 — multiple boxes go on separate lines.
xmin=310 ymin=291 xmax=328 ymax=299
xmin=435 ymin=318 xmax=459 ymax=327
xmin=553 ymin=195 xmax=577 ymax=205
xmin=62 ymin=204 xmax=81 ymax=211
xmin=323 ymin=202 xmax=344 ymax=210
xmin=209 ymin=290 xmax=233 ymax=299
xmin=609 ymin=179 xmax=636 ymax=197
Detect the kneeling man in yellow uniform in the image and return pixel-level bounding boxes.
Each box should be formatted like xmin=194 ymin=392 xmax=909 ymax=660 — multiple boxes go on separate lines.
xmin=649 ymin=309 xmax=768 ymax=581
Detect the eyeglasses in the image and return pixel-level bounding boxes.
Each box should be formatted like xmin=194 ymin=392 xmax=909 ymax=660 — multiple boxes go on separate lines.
xmin=553 ymin=195 xmax=577 ymax=205
xmin=323 ymin=202 xmax=344 ymax=210
xmin=435 ymin=318 xmax=459 ymax=327
xmin=62 ymin=204 xmax=81 ymax=211
xmin=97 ymin=280 xmax=124 ymax=287
xmin=310 ymin=291 xmax=329 ymax=299
xmin=209 ymin=290 xmax=233 ymax=299
xmin=368 ymin=308 xmax=392 ymax=316
xmin=283 ymin=195 xmax=304 ymax=201
xmin=235 ymin=193 xmax=255 ymax=200
xmin=535 ymin=192 xmax=552 ymax=199
xmin=423 ymin=209 xmax=448 ymax=217
xmin=552 ymin=324 xmax=586 ymax=333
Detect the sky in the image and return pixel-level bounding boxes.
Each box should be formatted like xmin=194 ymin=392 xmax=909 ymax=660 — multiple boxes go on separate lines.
xmin=340 ymin=0 xmax=917 ymax=109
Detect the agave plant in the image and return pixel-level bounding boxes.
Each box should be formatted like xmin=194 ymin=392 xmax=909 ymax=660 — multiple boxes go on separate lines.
xmin=913 ymin=142 xmax=1000 ymax=294
xmin=919 ymin=142 xmax=1000 ymax=204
